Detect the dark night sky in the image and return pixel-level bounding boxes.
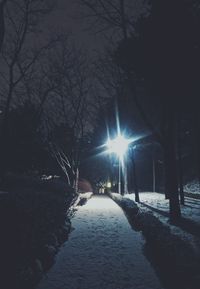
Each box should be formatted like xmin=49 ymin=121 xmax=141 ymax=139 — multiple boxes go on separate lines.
xmin=45 ymin=0 xmax=104 ymax=53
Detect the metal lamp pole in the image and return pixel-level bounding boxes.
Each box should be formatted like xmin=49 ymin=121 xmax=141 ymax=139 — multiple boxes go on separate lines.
xmin=118 ymin=157 xmax=121 ymax=194
xmin=123 ymin=153 xmax=128 ymax=195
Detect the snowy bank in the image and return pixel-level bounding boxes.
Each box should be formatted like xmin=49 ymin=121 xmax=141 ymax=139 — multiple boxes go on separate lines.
xmin=184 ymin=179 xmax=200 ymax=195
xmin=110 ymin=192 xmax=139 ymax=215
xmin=73 ymin=192 xmax=93 ymax=207
xmin=183 ymin=179 xmax=200 ymax=199
xmin=109 ymin=192 xmax=200 ymax=289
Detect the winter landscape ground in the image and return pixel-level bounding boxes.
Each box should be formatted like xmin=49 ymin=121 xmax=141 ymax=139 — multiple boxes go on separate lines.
xmin=110 ymin=191 xmax=200 ymax=289
xmin=37 ymin=195 xmax=163 ymax=289
xmin=1 ymin=1 xmax=200 ymax=289
xmin=126 ymin=192 xmax=200 ymax=239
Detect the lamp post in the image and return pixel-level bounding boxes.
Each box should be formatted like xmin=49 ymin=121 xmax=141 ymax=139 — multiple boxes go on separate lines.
xmin=132 ymin=146 xmax=139 ymax=202
xmin=118 ymin=156 xmax=121 ymax=194
xmin=106 ymin=134 xmax=131 ymax=195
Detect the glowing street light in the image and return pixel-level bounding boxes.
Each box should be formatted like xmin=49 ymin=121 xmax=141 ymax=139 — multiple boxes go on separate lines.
xmin=106 ymin=134 xmax=132 ymax=195
xmin=106 ymin=134 xmax=130 ymax=160
xmin=106 ymin=181 xmax=112 ymax=188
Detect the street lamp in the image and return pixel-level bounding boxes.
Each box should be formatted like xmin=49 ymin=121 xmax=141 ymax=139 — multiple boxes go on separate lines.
xmin=106 ymin=134 xmax=131 ymax=195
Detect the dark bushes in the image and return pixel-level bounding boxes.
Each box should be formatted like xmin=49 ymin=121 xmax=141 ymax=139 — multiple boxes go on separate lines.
xmin=0 ymin=174 xmax=76 ymax=289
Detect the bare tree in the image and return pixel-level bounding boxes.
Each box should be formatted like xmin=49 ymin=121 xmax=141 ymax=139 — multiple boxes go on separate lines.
xmin=0 ymin=0 xmax=7 ymax=51
xmin=79 ymin=0 xmax=184 ymax=221
xmin=0 ymin=0 xmax=53 ymax=128
xmin=0 ymin=0 xmax=53 ymax=177
xmin=33 ymin=36 xmax=100 ymax=191
xmin=79 ymin=0 xmax=148 ymax=37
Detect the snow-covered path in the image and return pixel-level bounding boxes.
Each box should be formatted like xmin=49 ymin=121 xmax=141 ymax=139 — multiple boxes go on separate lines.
xmin=37 ymin=195 xmax=163 ymax=289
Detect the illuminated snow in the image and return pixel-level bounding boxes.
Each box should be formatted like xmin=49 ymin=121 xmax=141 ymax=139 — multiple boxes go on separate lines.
xmin=82 ymin=195 xmax=119 ymax=211
xmin=37 ymin=195 xmax=163 ymax=289
xmin=125 ymin=192 xmax=200 ymax=251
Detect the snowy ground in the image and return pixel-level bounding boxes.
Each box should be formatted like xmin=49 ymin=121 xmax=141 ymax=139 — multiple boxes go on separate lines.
xmin=125 ymin=192 xmax=200 ymax=223
xmin=72 ymin=192 xmax=93 ymax=207
xmin=124 ymin=192 xmax=200 ymax=252
xmin=37 ymin=195 xmax=163 ymax=289
xmin=184 ymin=179 xmax=200 ymax=194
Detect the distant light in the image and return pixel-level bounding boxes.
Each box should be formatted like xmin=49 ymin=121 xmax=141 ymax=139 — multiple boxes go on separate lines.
xmin=106 ymin=182 xmax=112 ymax=188
xmin=106 ymin=134 xmax=131 ymax=159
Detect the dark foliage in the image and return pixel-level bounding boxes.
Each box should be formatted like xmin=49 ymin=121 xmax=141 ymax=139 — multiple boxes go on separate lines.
xmin=0 ymin=175 xmax=76 ymax=289
xmin=3 ymin=103 xmax=47 ymax=173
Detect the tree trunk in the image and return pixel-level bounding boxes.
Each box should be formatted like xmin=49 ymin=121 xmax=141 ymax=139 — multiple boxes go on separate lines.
xmin=152 ymin=146 xmax=156 ymax=192
xmin=177 ymin=118 xmax=184 ymax=205
xmin=0 ymin=113 xmax=9 ymax=182
xmin=132 ymin=148 xmax=139 ymax=202
xmin=123 ymin=154 xmax=128 ymax=195
xmin=164 ymin=113 xmax=181 ymax=221
xmin=0 ymin=137 xmax=6 ymax=183
xmin=0 ymin=0 xmax=6 ymax=51
xmin=74 ymin=167 xmax=79 ymax=194
xmin=195 ymin=120 xmax=200 ymax=193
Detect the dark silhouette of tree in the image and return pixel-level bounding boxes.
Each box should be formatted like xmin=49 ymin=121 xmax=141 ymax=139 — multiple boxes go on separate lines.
xmin=80 ymin=0 xmax=200 ymax=221
xmin=4 ymin=102 xmax=48 ymax=173
xmin=0 ymin=0 xmax=7 ymax=51
xmin=177 ymin=118 xmax=185 ymax=205
xmin=123 ymin=0 xmax=199 ymax=220
xmin=40 ymin=36 xmax=99 ymax=191
xmin=0 ymin=0 xmax=54 ymax=179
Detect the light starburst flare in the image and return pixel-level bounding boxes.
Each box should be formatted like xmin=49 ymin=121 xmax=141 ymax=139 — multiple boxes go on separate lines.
xmin=106 ymin=134 xmax=132 ymax=160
